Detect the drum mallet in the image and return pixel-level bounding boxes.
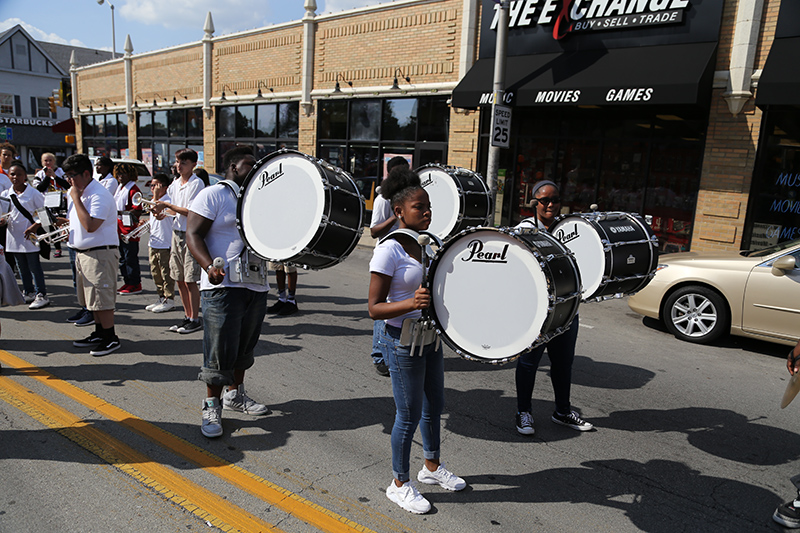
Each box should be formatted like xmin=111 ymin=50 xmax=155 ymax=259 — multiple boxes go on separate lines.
xmin=210 ymin=256 xmax=225 ymax=285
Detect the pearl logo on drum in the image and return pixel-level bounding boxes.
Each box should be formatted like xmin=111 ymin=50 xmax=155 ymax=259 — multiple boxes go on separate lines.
xmin=257 ymin=163 xmax=284 ymax=190
xmin=555 ymin=224 xmax=580 ymax=245
xmin=462 ymin=239 xmax=509 ymax=263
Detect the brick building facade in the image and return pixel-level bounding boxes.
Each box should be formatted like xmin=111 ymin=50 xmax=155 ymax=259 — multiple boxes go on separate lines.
xmin=71 ymin=0 xmax=794 ymax=253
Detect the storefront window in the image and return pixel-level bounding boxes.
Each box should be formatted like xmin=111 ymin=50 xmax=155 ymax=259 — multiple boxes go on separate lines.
xmin=137 ymin=107 xmax=204 ymax=174
xmin=82 ymin=112 xmax=129 ymax=158
xmin=318 ymin=101 xmax=347 ymax=140
xmin=500 ymin=107 xmax=705 ymax=251
xmin=745 ymin=108 xmax=800 ymax=249
xmin=215 ymin=102 xmax=300 ymax=169
xmin=383 ymin=99 xmax=417 ymax=141
xmin=350 ymin=100 xmax=381 ymax=141
xmin=168 ymin=109 xmax=185 ymax=137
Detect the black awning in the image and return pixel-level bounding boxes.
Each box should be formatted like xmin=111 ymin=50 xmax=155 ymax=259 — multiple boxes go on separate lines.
xmin=452 ymin=42 xmax=717 ymax=109
xmin=755 ymin=36 xmax=800 ymax=107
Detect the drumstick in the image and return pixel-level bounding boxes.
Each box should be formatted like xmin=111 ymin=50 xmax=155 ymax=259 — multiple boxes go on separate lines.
xmin=209 ymin=257 xmax=225 ymax=285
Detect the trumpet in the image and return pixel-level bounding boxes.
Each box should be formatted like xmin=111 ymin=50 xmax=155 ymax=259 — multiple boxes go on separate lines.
xmin=33 ymin=225 xmax=69 ymax=245
xmin=121 ymin=220 xmax=150 ymax=243
xmin=0 ymin=211 xmax=11 ymax=223
xmin=131 ymin=192 xmax=158 ymax=210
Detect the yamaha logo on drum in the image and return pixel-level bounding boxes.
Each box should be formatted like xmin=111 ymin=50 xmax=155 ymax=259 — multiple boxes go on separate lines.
xmin=462 ymin=239 xmax=509 ymax=263
xmin=555 ymin=224 xmax=580 ymax=245
xmin=609 ymin=225 xmax=636 ymax=233
xmin=420 ymin=174 xmax=434 ymax=188
xmin=257 ymin=163 xmax=284 ymax=190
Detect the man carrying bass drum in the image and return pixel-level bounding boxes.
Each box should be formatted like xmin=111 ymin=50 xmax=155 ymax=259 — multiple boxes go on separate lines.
xmin=514 ymin=180 xmax=594 ymax=436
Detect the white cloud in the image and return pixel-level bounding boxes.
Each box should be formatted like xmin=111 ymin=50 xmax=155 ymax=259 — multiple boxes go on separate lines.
xmin=0 ymin=18 xmax=89 ymax=48
xmin=117 ymin=0 xmax=274 ymax=36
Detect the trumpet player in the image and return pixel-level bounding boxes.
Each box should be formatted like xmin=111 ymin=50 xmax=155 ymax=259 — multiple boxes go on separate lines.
xmin=144 ymin=173 xmax=175 ymax=313
xmin=0 ymin=161 xmax=50 ymax=309
xmin=113 ymin=163 xmax=143 ymax=295
xmin=63 ymin=154 xmax=121 ymax=357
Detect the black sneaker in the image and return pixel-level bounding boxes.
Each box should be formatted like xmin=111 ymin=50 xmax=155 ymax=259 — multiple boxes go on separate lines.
xmin=178 ymin=318 xmax=203 ymax=334
xmin=516 ymin=411 xmax=535 ymax=435
xmin=170 ymin=317 xmax=191 ymax=332
xmin=74 ymin=332 xmax=105 ymax=348
xmin=551 ymin=410 xmax=594 ymax=431
xmin=375 ymin=362 xmax=390 ymax=376
xmin=774 ymin=498 xmax=800 ymax=528
xmin=277 ymin=301 xmax=298 ymax=316
xmin=267 ymin=300 xmax=285 ymax=314
xmin=74 ymin=310 xmax=95 ymax=327
xmin=67 ymin=308 xmax=87 ymax=323
xmin=90 ymin=337 xmax=121 ymax=357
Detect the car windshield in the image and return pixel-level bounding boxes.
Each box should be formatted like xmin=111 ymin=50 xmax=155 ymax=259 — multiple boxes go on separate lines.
xmin=742 ymin=238 xmax=800 ymax=258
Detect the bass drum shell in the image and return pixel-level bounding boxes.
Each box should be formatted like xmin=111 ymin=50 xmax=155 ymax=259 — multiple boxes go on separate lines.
xmin=427 ymin=227 xmax=581 ymax=364
xmin=550 ymin=211 xmax=659 ymax=301
xmin=237 ymin=149 xmax=364 ymax=270
xmin=415 ymin=164 xmax=491 ymax=241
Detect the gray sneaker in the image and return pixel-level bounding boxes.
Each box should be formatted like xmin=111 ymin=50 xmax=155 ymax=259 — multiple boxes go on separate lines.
xmin=222 ymin=384 xmax=270 ymax=415
xmin=201 ymin=397 xmax=223 ymax=438
xmin=417 ymin=462 xmax=466 ymax=491
xmin=29 ymin=293 xmax=50 ymax=310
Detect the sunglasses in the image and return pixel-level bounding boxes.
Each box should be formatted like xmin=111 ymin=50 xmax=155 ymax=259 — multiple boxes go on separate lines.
xmin=536 ymin=196 xmax=561 ymax=205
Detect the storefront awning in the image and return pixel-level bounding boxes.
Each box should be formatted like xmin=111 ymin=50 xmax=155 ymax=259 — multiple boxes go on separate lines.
xmin=755 ymin=36 xmax=800 ymax=107
xmin=451 ymin=42 xmax=717 ymax=109
xmin=51 ymin=118 xmax=75 ymax=134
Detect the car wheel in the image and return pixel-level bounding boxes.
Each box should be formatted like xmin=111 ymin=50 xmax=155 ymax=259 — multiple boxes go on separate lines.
xmin=663 ymin=286 xmax=729 ymax=344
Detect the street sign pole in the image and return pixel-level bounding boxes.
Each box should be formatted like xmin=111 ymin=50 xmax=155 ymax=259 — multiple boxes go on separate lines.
xmin=486 ymin=0 xmax=510 ymax=226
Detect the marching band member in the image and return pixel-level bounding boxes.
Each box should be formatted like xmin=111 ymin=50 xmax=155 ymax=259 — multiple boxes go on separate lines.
xmin=186 ymin=146 xmax=270 ymax=438
xmin=113 ymin=163 xmax=143 ymax=295
xmin=514 ymin=180 xmax=594 ymax=435
xmin=144 ymin=173 xmax=175 ymax=313
xmin=0 ymin=161 xmax=49 ymax=309
xmin=63 ymin=154 xmax=121 ymax=357
xmin=32 ymin=152 xmax=68 ymax=258
xmin=368 ymin=168 xmax=466 ymax=515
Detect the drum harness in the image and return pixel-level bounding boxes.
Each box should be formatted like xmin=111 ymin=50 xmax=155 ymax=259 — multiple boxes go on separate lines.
xmin=221 ymin=179 xmax=269 ymax=286
xmin=380 ymin=228 xmax=443 ymax=356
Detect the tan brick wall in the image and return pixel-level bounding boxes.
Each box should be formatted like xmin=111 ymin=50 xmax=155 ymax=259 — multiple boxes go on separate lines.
xmin=314 ymin=0 xmax=464 ymax=91
xmin=131 ymin=46 xmax=203 ymax=104
xmin=203 ymin=108 xmax=216 ymax=173
xmin=448 ymin=107 xmax=480 ymax=169
xmin=76 ymin=63 xmax=125 ymax=111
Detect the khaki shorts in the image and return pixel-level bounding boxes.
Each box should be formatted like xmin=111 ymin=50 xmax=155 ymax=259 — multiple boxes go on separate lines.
xmin=170 ymin=230 xmax=201 ymax=282
xmin=76 ymin=247 xmax=119 ymax=311
xmin=269 ymin=261 xmax=297 ymax=274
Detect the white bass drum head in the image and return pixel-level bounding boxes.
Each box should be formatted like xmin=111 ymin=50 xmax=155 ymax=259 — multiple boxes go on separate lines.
xmin=418 ymin=167 xmax=460 ymax=240
xmin=551 ymin=216 xmax=605 ymax=299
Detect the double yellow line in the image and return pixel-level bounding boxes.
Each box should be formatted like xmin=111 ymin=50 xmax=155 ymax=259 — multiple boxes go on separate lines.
xmin=0 ymin=350 xmax=377 ymax=533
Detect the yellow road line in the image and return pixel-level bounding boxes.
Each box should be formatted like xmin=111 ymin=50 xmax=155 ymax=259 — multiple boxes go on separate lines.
xmin=0 ymin=350 xmax=377 ymax=533
xmin=0 ymin=376 xmax=282 ymax=533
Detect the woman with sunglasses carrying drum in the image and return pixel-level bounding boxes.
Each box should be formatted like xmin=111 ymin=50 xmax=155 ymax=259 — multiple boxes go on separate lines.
xmin=368 ymin=168 xmax=466 ymax=514
xmin=515 ymin=180 xmax=595 ymax=436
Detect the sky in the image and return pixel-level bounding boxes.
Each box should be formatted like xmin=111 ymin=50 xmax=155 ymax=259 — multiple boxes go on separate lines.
xmin=0 ymin=0 xmax=387 ymax=54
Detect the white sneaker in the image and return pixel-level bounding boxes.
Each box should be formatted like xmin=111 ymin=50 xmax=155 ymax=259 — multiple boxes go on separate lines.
xmin=145 ymin=297 xmax=164 ymax=311
xmin=386 ymin=480 xmax=431 ymax=514
xmin=22 ymin=292 xmax=35 ymax=304
xmin=152 ymin=298 xmax=175 ymax=313
xmin=222 ymin=384 xmax=270 ymax=415
xmin=417 ymin=462 xmax=466 ymax=491
xmin=29 ymin=293 xmax=50 ymax=310
xmin=201 ymin=397 xmax=223 ymax=438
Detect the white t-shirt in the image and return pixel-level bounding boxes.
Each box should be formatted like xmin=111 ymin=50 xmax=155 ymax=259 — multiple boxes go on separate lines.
xmin=114 ymin=180 xmax=136 ymax=211
xmin=189 ymin=183 xmax=269 ymax=293
xmin=0 ymin=186 xmax=44 ymax=253
xmin=515 ymin=217 xmax=547 ymax=230
xmin=0 ymin=172 xmax=12 ymax=195
xmin=369 ymin=238 xmax=424 ymax=328
xmin=168 ymin=174 xmax=204 ymax=232
xmin=369 ymin=194 xmax=398 ymax=233
xmin=100 ymin=173 xmax=118 ymax=195
xmin=148 ymin=193 xmax=172 ymax=250
xmin=67 ymin=179 xmax=118 ymax=249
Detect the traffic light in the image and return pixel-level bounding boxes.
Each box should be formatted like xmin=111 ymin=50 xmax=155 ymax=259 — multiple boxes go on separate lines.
xmin=60 ymin=79 xmax=72 ymax=108
xmin=48 ymin=96 xmax=56 ymax=113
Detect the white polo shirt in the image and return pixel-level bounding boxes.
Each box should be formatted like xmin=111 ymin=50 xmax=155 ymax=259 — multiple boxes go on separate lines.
xmin=67 ymin=179 xmax=118 ymax=249
xmin=148 ymin=193 xmax=172 ymax=250
xmin=0 ymin=185 xmax=44 ymax=253
xmin=168 ymin=174 xmax=204 ymax=232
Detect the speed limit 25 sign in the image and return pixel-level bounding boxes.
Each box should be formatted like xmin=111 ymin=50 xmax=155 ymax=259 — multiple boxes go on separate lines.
xmin=491 ymin=104 xmax=512 ymax=149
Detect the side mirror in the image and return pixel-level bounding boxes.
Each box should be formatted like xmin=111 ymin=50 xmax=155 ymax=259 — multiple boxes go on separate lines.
xmin=772 ymin=255 xmax=797 ymax=277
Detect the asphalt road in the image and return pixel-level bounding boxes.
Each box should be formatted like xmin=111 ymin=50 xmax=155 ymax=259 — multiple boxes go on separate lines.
xmin=0 ymin=241 xmax=798 ymax=532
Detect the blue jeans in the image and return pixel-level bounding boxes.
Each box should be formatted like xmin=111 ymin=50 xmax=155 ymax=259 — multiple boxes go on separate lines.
xmin=118 ymin=238 xmax=141 ymax=285
xmin=7 ymin=251 xmax=46 ymax=296
xmin=371 ymin=320 xmax=384 ymax=365
xmin=198 ymin=288 xmax=267 ymax=386
xmin=379 ymin=322 xmax=444 ymax=482
xmin=515 ymin=316 xmax=579 ymax=415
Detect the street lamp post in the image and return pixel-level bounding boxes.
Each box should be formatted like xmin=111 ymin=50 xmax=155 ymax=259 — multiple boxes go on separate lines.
xmin=97 ymin=0 xmax=116 ymax=59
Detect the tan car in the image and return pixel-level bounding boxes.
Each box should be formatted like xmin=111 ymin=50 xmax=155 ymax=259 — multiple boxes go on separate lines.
xmin=628 ymin=239 xmax=800 ymax=346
